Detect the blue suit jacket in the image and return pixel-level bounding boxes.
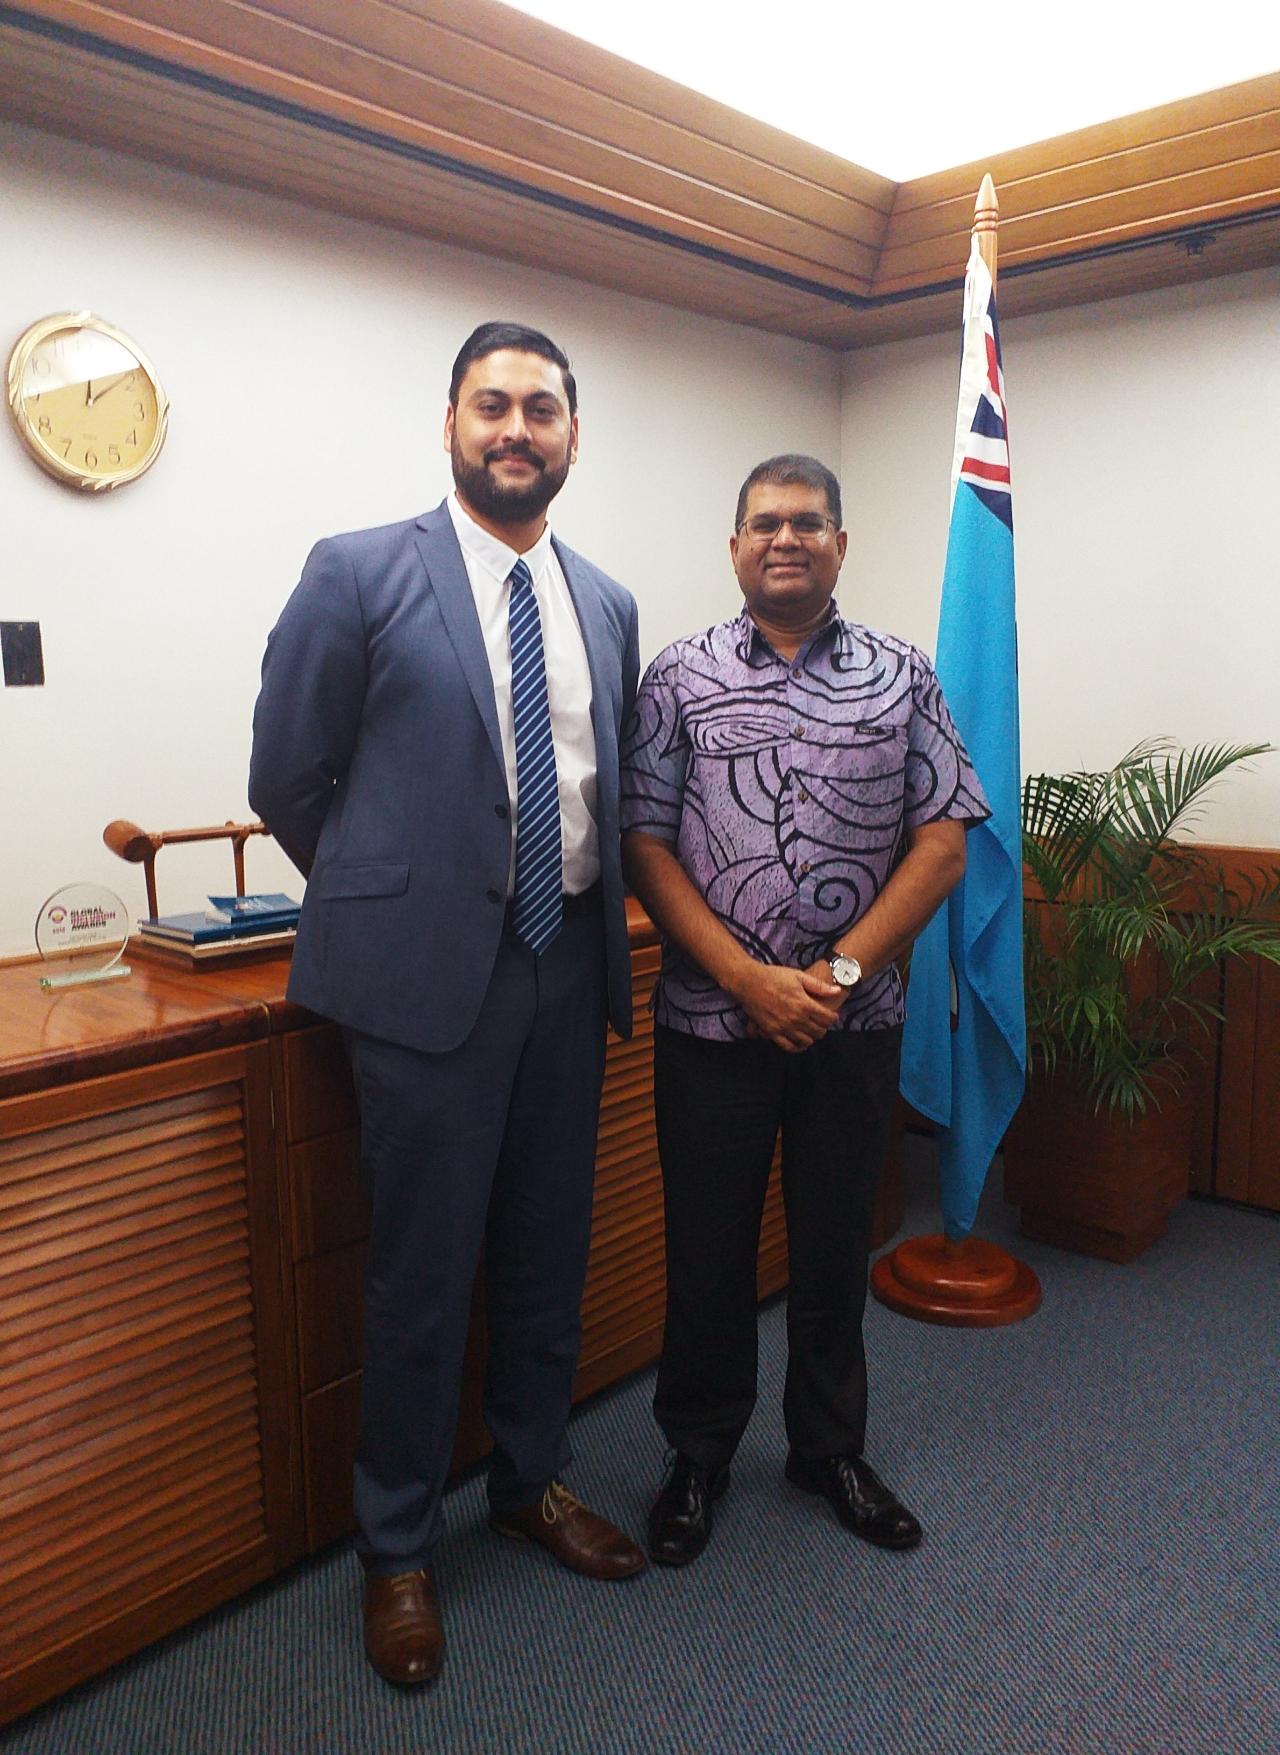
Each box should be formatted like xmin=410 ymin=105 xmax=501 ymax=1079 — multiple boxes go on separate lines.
xmin=249 ymin=500 xmax=640 ymax=1052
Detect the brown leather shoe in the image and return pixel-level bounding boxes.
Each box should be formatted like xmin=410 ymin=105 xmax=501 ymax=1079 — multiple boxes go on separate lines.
xmin=489 ymin=1480 xmax=646 ymax=1580
xmin=363 ymin=1566 xmax=444 ymax=1686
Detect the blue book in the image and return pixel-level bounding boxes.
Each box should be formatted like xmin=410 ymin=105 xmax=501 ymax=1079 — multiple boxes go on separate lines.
xmin=206 ymin=891 xmax=301 ymax=922
xmin=140 ymin=908 xmax=297 ymax=945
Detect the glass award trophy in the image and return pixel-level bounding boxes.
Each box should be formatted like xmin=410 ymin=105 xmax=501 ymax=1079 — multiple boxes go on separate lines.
xmin=35 ymin=884 xmax=131 ymax=989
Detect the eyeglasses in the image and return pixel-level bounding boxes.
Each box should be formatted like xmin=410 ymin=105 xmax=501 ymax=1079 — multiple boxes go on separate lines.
xmin=737 ymin=513 xmax=836 ymax=544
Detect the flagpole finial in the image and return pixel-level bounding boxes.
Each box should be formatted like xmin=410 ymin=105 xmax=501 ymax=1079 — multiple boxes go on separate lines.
xmin=973 ymin=173 xmax=999 ymax=290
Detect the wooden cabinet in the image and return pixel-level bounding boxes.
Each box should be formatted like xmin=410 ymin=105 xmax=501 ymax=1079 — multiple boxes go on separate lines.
xmin=1217 ymin=955 xmax=1280 ymax=1208
xmin=0 ymin=910 xmax=902 ymax=1723
xmin=0 ymin=1042 xmax=295 ymax=1725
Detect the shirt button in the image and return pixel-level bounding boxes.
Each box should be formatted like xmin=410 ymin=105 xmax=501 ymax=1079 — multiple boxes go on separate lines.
xmin=794 ymin=724 xmax=806 ymax=739
xmin=791 ymin=667 xmax=803 ymax=679
xmin=495 ymin=803 xmax=509 ymax=820
xmin=486 ymin=887 xmax=503 ymax=904
xmin=798 ymin=788 xmax=810 ymax=803
xmin=800 ymin=861 xmax=811 ymax=875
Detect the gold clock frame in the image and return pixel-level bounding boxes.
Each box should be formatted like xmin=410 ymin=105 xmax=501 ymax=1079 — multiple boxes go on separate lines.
xmin=6 ymin=311 xmax=170 ymax=493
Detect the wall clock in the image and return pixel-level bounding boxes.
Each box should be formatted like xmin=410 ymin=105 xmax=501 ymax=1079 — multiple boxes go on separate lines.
xmin=7 ymin=311 xmax=170 ymax=492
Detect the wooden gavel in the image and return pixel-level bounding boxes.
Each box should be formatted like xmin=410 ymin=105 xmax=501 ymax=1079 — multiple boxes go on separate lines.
xmin=103 ymin=819 xmax=270 ymax=921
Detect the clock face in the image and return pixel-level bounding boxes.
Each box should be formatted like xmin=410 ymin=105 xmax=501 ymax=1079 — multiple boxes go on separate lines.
xmin=7 ymin=313 xmax=169 ymax=491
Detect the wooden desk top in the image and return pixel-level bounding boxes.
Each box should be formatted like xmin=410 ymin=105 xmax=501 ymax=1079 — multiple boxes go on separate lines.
xmin=0 ymin=949 xmax=290 ymax=1101
xmin=0 ymin=900 xmax=660 ymax=1102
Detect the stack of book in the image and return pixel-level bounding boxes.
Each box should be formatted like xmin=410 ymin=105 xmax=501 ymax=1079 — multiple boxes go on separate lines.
xmin=136 ymin=892 xmax=301 ymax=964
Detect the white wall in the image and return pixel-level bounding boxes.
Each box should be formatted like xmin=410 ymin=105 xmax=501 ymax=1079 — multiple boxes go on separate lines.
xmin=0 ymin=122 xmax=842 ymax=957
xmin=841 ymin=265 xmax=1280 ymax=847
xmin=7 ymin=117 xmax=1276 ymax=964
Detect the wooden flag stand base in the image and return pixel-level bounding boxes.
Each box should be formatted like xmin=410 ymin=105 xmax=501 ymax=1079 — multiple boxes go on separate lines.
xmin=871 ymin=1233 xmax=1041 ymax=1327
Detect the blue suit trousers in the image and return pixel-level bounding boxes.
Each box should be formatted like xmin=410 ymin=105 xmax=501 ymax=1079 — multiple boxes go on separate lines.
xmin=344 ymin=894 xmax=608 ymax=1573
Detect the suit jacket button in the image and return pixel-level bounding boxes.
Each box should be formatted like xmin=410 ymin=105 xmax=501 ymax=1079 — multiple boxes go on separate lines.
xmin=487 ymin=887 xmax=503 ymax=904
xmin=495 ymin=803 xmax=509 ymax=819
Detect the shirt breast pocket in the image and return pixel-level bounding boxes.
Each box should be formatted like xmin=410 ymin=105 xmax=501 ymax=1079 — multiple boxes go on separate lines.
xmin=805 ymin=725 xmax=909 ymax=837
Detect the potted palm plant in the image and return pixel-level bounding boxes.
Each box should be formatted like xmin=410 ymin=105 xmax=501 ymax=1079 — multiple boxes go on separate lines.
xmin=1004 ymin=739 xmax=1280 ymax=1261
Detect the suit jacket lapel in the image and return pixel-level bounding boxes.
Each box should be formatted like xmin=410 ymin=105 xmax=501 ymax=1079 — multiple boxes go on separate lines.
xmin=553 ymin=536 xmax=606 ymax=740
xmin=413 ymin=503 xmax=504 ymax=771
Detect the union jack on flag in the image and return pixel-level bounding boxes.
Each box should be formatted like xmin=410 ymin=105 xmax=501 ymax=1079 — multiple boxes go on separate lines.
xmin=952 ymin=247 xmax=1012 ymax=532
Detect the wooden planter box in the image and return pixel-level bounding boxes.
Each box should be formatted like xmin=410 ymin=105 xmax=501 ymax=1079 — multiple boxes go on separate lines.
xmin=1003 ymin=1071 xmax=1193 ymax=1263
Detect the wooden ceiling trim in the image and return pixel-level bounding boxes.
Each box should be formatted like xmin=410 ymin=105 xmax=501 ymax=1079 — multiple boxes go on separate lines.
xmin=94 ymin=0 xmax=882 ymax=279
xmin=887 ymin=109 xmax=1280 ymax=254
xmin=2 ymin=2 xmax=1277 ymax=349
xmin=1001 ymin=217 xmax=1280 ymax=308
xmin=876 ymin=76 xmax=1280 ymax=292
xmin=254 ymin=0 xmax=894 ymax=242
xmin=877 ymin=161 xmax=1280 ymax=292
xmin=812 ymin=216 xmax=1280 ymax=349
xmin=396 ymin=0 xmax=895 ymax=211
xmin=891 ymin=72 xmax=1280 ymax=212
xmin=5 ymin=0 xmax=883 ymax=290
xmin=0 ymin=38 xmax=835 ymax=332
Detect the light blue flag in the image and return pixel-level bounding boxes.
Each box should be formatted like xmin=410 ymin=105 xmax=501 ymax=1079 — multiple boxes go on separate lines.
xmin=899 ymin=239 xmax=1026 ymax=1241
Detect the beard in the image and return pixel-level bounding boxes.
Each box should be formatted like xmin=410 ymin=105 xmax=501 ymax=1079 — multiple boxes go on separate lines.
xmin=450 ymin=435 xmax=572 ymax=526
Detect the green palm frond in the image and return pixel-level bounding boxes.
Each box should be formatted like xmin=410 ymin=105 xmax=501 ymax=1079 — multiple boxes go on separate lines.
xmin=1108 ymin=742 xmax=1271 ymax=851
xmin=1021 ymin=770 xmax=1117 ymax=900
xmin=1021 ymin=740 xmax=1280 ymax=1117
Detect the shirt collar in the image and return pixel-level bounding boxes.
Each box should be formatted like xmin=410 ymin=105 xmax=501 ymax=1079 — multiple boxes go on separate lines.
xmin=447 ymin=491 xmax=555 ymax=587
xmin=733 ymin=599 xmax=842 ymax=664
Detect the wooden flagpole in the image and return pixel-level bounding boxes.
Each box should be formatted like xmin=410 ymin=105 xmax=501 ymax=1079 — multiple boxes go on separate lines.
xmin=870 ymin=176 xmax=1042 ymax=1328
xmin=974 ymin=170 xmax=999 ymax=287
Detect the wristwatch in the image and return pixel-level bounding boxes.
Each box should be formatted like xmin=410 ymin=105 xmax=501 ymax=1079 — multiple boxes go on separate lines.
xmin=829 ymin=954 xmax=863 ymax=990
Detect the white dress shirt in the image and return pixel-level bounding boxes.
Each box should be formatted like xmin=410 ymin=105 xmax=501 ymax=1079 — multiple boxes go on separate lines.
xmin=447 ymin=492 xmax=600 ymax=896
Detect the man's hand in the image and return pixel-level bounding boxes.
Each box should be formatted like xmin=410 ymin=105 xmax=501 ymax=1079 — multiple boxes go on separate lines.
xmin=802 ymin=956 xmax=852 ymax=1019
xmin=733 ymin=961 xmax=843 ymax=1052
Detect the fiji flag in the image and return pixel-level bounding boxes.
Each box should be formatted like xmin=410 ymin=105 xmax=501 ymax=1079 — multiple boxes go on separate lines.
xmin=899 ymin=236 xmax=1026 ymax=1241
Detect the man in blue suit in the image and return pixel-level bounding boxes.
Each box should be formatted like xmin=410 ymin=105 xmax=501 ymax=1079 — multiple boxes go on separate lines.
xmin=249 ymin=322 xmax=644 ymax=1688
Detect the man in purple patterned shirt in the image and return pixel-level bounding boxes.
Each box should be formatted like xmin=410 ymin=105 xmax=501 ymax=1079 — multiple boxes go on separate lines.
xmin=620 ymin=454 xmax=989 ymax=1567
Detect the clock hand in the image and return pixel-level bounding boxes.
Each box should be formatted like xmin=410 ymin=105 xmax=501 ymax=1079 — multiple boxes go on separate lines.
xmin=85 ymin=379 xmax=93 ymax=406
xmin=88 ymin=371 xmax=133 ymax=407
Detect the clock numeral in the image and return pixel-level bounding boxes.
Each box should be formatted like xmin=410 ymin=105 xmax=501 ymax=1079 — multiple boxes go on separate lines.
xmin=84 ymin=449 xmax=98 ymax=470
xmin=61 ymin=439 xmax=73 ymax=458
xmin=37 ymin=415 xmax=51 ymax=435
xmin=125 ymin=429 xmax=137 ymax=446
xmin=108 ymin=444 xmax=121 ymax=465
xmin=133 ymin=401 xmax=147 ymax=420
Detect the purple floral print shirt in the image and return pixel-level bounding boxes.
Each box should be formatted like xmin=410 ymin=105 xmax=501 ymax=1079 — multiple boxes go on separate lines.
xmin=620 ymin=604 xmax=990 ymax=1038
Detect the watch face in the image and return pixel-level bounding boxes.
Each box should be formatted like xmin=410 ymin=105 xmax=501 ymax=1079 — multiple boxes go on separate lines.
xmin=831 ymin=954 xmax=862 ymax=988
xmin=8 ymin=313 xmax=168 ymax=491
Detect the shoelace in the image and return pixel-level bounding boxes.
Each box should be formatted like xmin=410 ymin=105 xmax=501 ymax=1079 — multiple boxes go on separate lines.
xmin=542 ymin=1480 xmax=588 ymax=1525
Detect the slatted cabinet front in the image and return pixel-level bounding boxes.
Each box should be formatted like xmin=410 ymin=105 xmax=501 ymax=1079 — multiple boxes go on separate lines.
xmin=0 ymin=1045 xmax=294 ymax=1724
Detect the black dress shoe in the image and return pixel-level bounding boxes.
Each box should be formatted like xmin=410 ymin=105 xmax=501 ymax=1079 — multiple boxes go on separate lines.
xmin=785 ymin=1451 xmax=923 ymax=1550
xmin=648 ymin=1454 xmax=730 ymax=1566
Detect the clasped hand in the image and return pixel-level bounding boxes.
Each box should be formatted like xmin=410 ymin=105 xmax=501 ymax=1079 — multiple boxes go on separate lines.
xmin=735 ymin=959 xmax=846 ymax=1053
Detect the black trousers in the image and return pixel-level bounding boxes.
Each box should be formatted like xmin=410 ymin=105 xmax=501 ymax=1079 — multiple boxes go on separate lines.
xmin=652 ymin=1021 xmax=902 ymax=1473
xmin=343 ymin=894 xmax=607 ymax=1575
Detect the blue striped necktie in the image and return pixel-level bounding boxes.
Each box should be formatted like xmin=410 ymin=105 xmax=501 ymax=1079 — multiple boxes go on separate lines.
xmin=508 ymin=557 xmax=563 ymax=953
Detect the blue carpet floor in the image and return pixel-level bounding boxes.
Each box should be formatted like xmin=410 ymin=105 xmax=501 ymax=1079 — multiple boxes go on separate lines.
xmin=9 ymin=1146 xmax=1278 ymax=1755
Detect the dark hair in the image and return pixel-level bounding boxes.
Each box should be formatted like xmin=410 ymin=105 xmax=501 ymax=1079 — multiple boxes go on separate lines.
xmin=448 ymin=321 xmax=577 ymax=414
xmin=734 ymin=454 xmax=842 ymax=530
